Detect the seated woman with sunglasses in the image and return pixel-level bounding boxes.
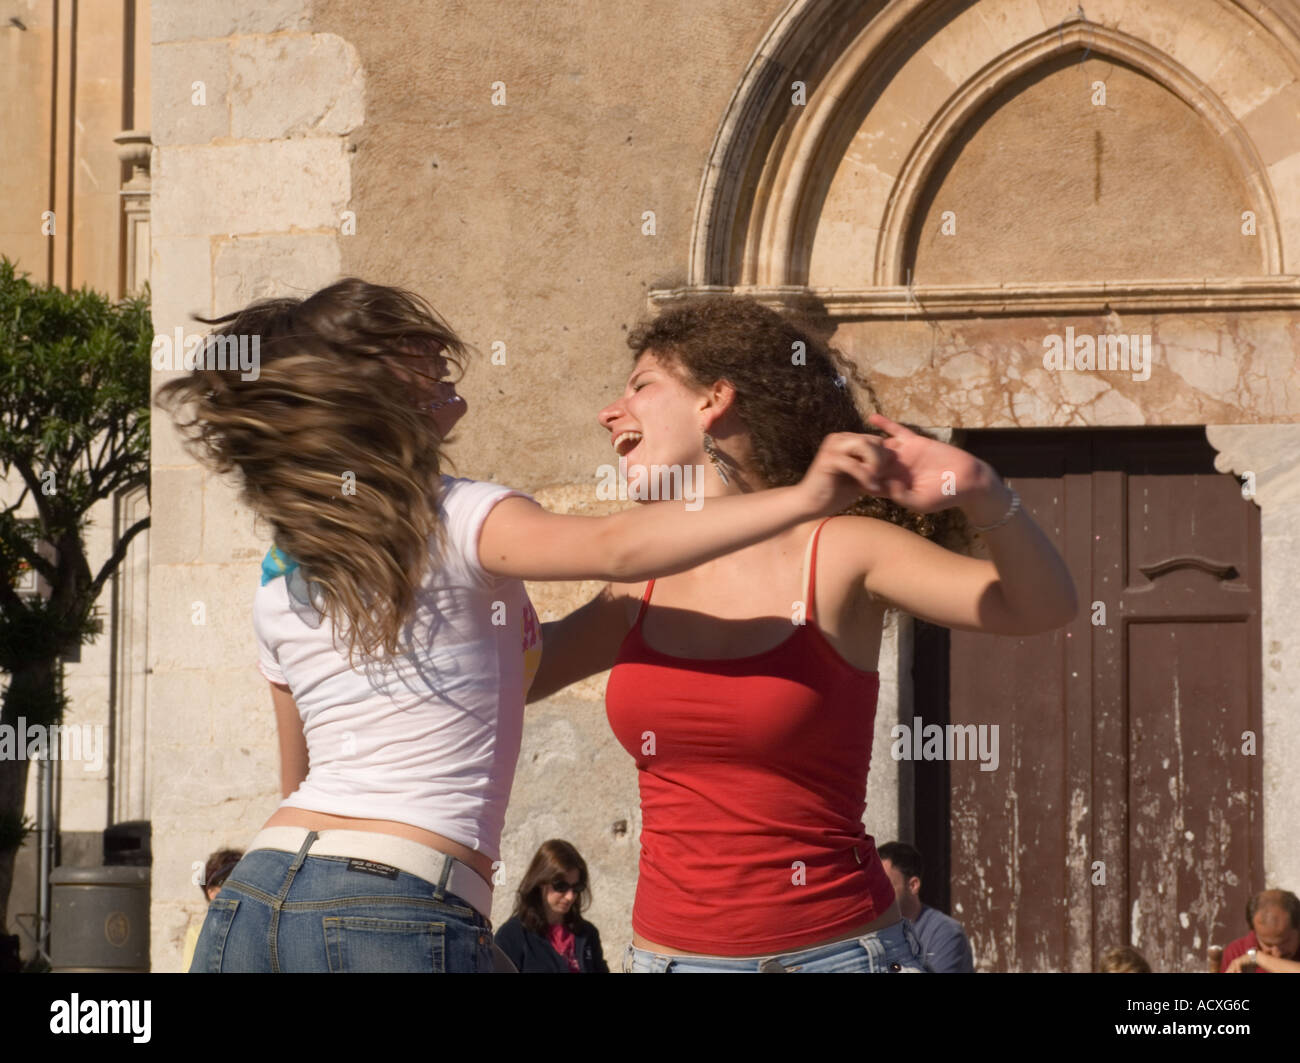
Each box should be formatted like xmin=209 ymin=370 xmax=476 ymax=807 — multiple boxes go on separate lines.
xmin=494 ymin=840 xmax=608 ymax=973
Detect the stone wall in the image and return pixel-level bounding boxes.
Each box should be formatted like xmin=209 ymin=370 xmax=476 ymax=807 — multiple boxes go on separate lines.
xmin=148 ymin=0 xmax=362 ymax=969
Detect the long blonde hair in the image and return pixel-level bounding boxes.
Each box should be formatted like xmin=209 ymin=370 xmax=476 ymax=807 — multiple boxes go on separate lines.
xmin=156 ymin=278 xmax=467 ymax=663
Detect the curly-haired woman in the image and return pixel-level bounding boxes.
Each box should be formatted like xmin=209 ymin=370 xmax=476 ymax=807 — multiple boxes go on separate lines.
xmin=161 ymin=279 xmax=880 ymax=973
xmin=528 ymin=297 xmax=1079 ymax=973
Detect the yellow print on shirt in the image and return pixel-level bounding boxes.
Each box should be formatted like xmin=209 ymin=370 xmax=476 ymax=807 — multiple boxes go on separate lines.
xmin=521 ymin=597 xmax=542 ymax=694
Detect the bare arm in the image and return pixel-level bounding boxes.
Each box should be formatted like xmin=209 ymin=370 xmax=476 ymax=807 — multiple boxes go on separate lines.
xmin=845 ymin=474 xmax=1077 ymax=636
xmin=1225 ymin=950 xmax=1300 ymax=973
xmin=478 ymin=432 xmax=879 ymax=583
xmin=269 ymin=680 xmax=309 ymax=798
xmin=526 ymin=584 xmax=635 ymax=703
xmin=845 ymin=415 xmax=1078 ymax=635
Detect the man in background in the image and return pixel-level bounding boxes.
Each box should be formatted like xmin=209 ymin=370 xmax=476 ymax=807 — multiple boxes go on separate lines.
xmin=1221 ymin=889 xmax=1300 ymax=974
xmin=878 ymin=841 xmax=975 ymax=973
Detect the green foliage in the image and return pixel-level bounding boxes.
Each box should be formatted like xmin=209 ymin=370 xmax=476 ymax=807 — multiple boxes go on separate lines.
xmin=0 ymin=256 xmax=152 ymax=676
xmin=0 ymin=257 xmax=152 ymax=529
xmin=0 ymin=595 xmax=97 ymax=679
xmin=0 ymin=810 xmax=35 ymax=854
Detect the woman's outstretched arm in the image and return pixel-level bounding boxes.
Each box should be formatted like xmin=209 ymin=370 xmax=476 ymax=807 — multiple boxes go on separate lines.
xmin=478 ymin=432 xmax=879 ymax=583
xmin=526 ymin=583 xmax=633 ymax=704
xmin=835 ymin=501 xmax=1077 ymax=636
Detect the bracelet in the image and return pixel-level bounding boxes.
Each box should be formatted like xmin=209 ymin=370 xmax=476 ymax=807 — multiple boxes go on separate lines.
xmin=969 ymin=485 xmax=1020 ymax=533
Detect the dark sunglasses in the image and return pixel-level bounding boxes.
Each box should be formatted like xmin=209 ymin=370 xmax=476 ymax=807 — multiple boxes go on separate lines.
xmin=549 ymin=879 xmax=585 ymax=896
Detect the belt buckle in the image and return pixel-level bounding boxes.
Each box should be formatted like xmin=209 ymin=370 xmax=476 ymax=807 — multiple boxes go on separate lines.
xmin=758 ymin=957 xmax=787 ymax=973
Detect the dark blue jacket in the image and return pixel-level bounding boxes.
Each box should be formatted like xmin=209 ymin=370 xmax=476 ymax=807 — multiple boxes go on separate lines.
xmin=493 ymin=915 xmax=609 ymax=973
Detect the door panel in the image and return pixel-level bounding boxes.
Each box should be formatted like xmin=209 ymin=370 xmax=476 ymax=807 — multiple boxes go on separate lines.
xmin=913 ymin=428 xmax=1262 ymax=972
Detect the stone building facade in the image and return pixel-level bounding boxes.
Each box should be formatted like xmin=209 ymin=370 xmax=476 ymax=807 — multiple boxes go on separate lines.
xmin=5 ymin=0 xmax=1298 ymax=972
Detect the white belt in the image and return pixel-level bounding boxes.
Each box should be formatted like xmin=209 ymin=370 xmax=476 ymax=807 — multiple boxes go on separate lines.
xmin=246 ymin=826 xmax=494 ymax=920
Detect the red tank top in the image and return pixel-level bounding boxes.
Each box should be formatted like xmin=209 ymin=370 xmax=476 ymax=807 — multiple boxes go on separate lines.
xmin=605 ymin=518 xmax=897 ymax=955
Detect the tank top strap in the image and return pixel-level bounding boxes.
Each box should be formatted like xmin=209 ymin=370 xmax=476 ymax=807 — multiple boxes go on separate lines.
xmin=632 ymin=578 xmax=656 ymax=627
xmin=802 ymin=518 xmax=834 ymax=625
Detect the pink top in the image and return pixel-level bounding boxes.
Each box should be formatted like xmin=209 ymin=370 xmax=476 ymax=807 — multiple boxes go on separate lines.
xmin=548 ymin=922 xmax=581 ymax=972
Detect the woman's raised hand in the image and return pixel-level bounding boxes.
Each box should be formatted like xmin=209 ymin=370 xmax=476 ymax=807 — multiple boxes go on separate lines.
xmin=797 ymin=415 xmax=995 ymax=517
xmin=796 ymin=431 xmax=893 ymax=515
xmin=857 ymin=413 xmax=993 ymax=514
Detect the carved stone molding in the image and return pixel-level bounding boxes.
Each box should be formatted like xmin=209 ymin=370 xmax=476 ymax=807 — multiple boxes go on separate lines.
xmin=111 ymin=484 xmax=150 ymax=825
xmin=114 ymin=130 xmax=151 ymax=296
xmin=1206 ymin=424 xmax=1300 ymax=510
xmin=687 ymin=0 xmax=1300 ymax=299
xmin=874 ymin=21 xmax=1285 ymax=285
xmin=114 ymin=129 xmax=152 ymax=181
xmin=648 ymin=278 xmax=1300 ymax=317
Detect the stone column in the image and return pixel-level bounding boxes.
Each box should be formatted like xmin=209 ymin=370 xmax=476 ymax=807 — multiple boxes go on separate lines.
xmin=1205 ymin=424 xmax=1300 ymax=890
xmin=148 ymin=0 xmax=360 ymax=972
xmin=114 ymin=131 xmax=152 ymax=297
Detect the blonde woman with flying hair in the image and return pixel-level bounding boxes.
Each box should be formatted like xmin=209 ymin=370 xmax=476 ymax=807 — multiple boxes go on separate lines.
xmin=158 ymin=277 xmax=883 ymax=973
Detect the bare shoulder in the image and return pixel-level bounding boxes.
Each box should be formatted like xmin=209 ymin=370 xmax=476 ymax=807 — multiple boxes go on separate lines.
xmin=818 ymin=513 xmax=917 ymax=567
xmin=816 ymin=513 xmax=928 ymax=607
xmin=607 ymin=578 xmax=647 ymax=628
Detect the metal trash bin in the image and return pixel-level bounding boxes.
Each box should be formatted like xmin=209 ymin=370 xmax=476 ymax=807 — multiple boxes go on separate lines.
xmin=48 ymin=866 xmax=151 ymax=972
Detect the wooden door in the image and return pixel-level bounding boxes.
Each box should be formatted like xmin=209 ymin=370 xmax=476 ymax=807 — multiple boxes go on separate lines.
xmin=912 ymin=428 xmax=1263 ymax=972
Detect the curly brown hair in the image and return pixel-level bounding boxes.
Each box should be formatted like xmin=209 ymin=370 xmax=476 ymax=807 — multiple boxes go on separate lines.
xmin=155 ymin=278 xmax=467 ymax=664
xmin=626 ymin=296 xmax=969 ymax=547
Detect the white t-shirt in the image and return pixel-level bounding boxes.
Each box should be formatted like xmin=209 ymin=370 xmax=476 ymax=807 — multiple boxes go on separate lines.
xmin=252 ymin=476 xmax=542 ymax=862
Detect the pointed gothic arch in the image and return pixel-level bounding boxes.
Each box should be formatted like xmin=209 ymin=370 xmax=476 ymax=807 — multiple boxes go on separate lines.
xmin=675 ymin=0 xmax=1300 ymax=316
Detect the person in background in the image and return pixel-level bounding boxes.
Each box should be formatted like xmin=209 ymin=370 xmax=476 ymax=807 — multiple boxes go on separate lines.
xmin=493 ymin=840 xmax=608 ymax=972
xmin=1097 ymin=945 xmax=1151 ymax=973
xmin=181 ymin=848 xmax=244 ymax=971
xmin=878 ymin=841 xmax=974 ymax=973
xmin=1221 ymin=889 xmax=1300 ymax=973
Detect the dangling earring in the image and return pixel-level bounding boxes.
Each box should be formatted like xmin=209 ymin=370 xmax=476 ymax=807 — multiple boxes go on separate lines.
xmin=703 ymin=432 xmax=729 ymax=486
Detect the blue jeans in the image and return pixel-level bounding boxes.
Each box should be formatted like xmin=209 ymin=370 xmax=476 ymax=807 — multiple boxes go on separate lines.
xmin=189 ymin=832 xmax=494 ymax=973
xmin=622 ymin=919 xmax=931 ymax=973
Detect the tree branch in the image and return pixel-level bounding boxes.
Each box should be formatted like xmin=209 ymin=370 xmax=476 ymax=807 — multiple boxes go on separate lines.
xmin=5 ymin=537 xmax=56 ymax=585
xmin=87 ymin=514 xmax=150 ymax=602
xmin=11 ymin=456 xmax=54 ymax=534
xmin=2 ymin=486 xmax=31 ymax=519
xmin=91 ymin=428 xmax=116 ymax=481
xmin=89 ymin=449 xmax=139 ymax=498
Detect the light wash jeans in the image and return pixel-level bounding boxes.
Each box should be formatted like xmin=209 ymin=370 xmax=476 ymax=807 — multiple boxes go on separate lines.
xmin=623 ymin=918 xmax=931 ymax=973
xmin=189 ymin=830 xmax=494 ymax=973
